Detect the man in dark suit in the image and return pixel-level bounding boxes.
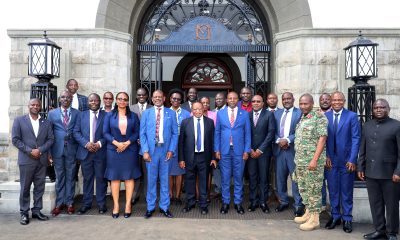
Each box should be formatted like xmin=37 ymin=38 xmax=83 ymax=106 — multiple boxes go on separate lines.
xmin=273 ymin=92 xmax=304 ymax=216
xmin=181 ymin=87 xmax=198 ymax=112
xmin=48 ymin=90 xmax=80 ymax=216
xmin=179 ymin=102 xmax=216 ymax=215
xmin=324 ymin=91 xmax=360 ymax=233
xmin=140 ymin=90 xmax=179 ymax=219
xmin=247 ymin=95 xmax=276 ymax=213
xmin=73 ymin=93 xmax=108 ymax=215
xmin=67 ymin=79 xmax=88 ymax=112
xmin=358 ymin=99 xmax=400 ymax=240
xmin=130 ymin=87 xmax=152 ymax=205
xmin=215 ymin=91 xmax=251 ymax=215
xmin=12 ymin=98 xmax=54 ymax=225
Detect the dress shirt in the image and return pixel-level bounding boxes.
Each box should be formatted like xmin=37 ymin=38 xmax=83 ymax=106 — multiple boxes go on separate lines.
xmin=213 ymin=105 xmax=226 ymax=112
xmin=332 ymin=108 xmax=343 ymax=123
xmin=89 ymin=110 xmax=102 ymax=147
xmin=29 ymin=114 xmax=41 ymax=138
xmin=267 ymin=107 xmax=278 ymax=112
xmin=278 ymin=107 xmax=294 ymax=144
xmin=139 ymin=102 xmax=148 ymax=112
xmin=193 ymin=116 xmax=205 ymax=152
xmin=60 ymin=107 xmax=71 ymax=125
xmin=155 ymin=106 xmax=164 ymax=144
xmin=253 ymin=109 xmax=262 ymax=120
xmin=71 ymin=93 xmax=79 ymax=110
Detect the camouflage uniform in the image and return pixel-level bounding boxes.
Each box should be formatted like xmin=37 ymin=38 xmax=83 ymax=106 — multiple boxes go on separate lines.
xmin=293 ymin=110 xmax=328 ymax=213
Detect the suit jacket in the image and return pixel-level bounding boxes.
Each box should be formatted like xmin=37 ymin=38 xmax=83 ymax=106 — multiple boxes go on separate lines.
xmin=179 ymin=116 xmax=215 ymax=167
xmin=273 ymin=107 xmax=302 ymax=156
xmin=73 ymin=110 xmax=107 ymax=161
xmin=325 ymin=108 xmax=360 ymax=166
xmin=77 ymin=94 xmax=88 ymax=112
xmin=140 ymin=106 xmax=179 ymax=156
xmin=48 ymin=107 xmax=80 ymax=158
xmin=214 ymin=107 xmax=251 ymax=155
xmin=12 ymin=115 xmax=54 ymax=166
xmin=358 ymin=117 xmax=400 ymax=179
xmin=130 ymin=103 xmax=152 ymax=120
xmin=181 ymin=101 xmax=192 ymax=112
xmin=250 ymin=108 xmax=276 ymax=155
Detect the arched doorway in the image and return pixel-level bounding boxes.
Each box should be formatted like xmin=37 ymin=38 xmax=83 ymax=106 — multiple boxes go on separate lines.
xmin=136 ymin=0 xmax=271 ymax=99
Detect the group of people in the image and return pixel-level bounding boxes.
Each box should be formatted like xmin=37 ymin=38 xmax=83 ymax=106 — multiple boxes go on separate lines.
xmin=11 ymin=79 xmax=400 ymax=240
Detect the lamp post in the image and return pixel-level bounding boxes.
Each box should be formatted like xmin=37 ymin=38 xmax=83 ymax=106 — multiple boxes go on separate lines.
xmin=28 ymin=31 xmax=61 ymax=118
xmin=344 ymin=31 xmax=378 ymax=125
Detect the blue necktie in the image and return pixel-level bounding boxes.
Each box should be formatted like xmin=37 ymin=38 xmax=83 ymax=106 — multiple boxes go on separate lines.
xmin=333 ymin=113 xmax=339 ymax=153
xmin=196 ymin=118 xmax=201 ymax=152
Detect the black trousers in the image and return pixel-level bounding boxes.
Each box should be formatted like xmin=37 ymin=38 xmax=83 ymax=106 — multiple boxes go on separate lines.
xmin=19 ymin=162 xmax=46 ymax=215
xmin=248 ymin=153 xmax=271 ymax=205
xmin=366 ymin=177 xmax=400 ymax=234
xmin=184 ymin=152 xmax=209 ymax=208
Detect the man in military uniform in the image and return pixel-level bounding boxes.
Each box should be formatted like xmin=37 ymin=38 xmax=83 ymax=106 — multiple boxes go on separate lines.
xmin=293 ymin=93 xmax=328 ymax=231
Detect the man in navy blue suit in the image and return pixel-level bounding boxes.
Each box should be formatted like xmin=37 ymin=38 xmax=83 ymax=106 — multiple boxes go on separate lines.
xmin=48 ymin=90 xmax=80 ymax=216
xmin=215 ymin=91 xmax=251 ymax=215
xmin=73 ymin=93 xmax=108 ymax=215
xmin=12 ymin=98 xmax=54 ymax=225
xmin=140 ymin=90 xmax=179 ymax=219
xmin=325 ymin=91 xmax=360 ymax=233
xmin=273 ymin=92 xmax=304 ymax=216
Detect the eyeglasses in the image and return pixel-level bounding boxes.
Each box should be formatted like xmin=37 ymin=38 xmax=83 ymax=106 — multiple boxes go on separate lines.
xmin=171 ymin=97 xmax=181 ymax=101
xmin=103 ymin=97 xmax=113 ymax=100
xmin=251 ymin=100 xmax=262 ymax=103
xmin=117 ymin=98 xmax=128 ymax=102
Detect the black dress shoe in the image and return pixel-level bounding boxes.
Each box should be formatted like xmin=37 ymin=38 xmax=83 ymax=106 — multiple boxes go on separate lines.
xmin=234 ymin=204 xmax=245 ymax=215
xmin=294 ymin=206 xmax=305 ymax=217
xmin=260 ymin=203 xmax=270 ymax=213
xmin=131 ymin=196 xmax=140 ymax=206
xmin=200 ymin=207 xmax=208 ymax=215
xmin=325 ymin=217 xmax=342 ymax=229
xmin=182 ymin=204 xmax=195 ymax=213
xmin=144 ymin=210 xmax=155 ymax=219
xmin=112 ymin=213 xmax=119 ymax=219
xmin=78 ymin=206 xmax=91 ymax=215
xmin=98 ymin=207 xmax=108 ymax=214
xmin=387 ymin=234 xmax=397 ymax=240
xmin=32 ymin=212 xmax=49 ymax=221
xmin=363 ymin=231 xmax=388 ymax=239
xmin=220 ymin=204 xmax=229 ymax=214
xmin=275 ymin=204 xmax=288 ymax=212
xmin=247 ymin=203 xmax=259 ymax=212
xmin=20 ymin=214 xmax=29 ymax=225
xmin=343 ymin=221 xmax=353 ymax=233
xmin=160 ymin=209 xmax=173 ymax=218
xmin=175 ymin=198 xmax=183 ymax=205
xmin=124 ymin=212 xmax=131 ymax=218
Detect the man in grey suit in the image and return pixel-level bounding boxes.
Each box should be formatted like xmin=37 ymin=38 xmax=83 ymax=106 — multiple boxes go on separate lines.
xmin=130 ymin=87 xmax=152 ymax=205
xmin=12 ymin=98 xmax=54 ymax=225
xmin=248 ymin=95 xmax=276 ymax=213
xmin=358 ymin=99 xmax=400 ymax=240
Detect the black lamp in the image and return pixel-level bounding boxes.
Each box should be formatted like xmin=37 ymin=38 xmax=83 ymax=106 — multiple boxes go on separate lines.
xmin=344 ymin=31 xmax=378 ymax=125
xmin=28 ymin=31 xmax=61 ymax=117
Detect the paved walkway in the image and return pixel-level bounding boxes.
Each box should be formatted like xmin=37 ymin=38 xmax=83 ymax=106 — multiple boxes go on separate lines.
xmin=0 ymin=213 xmax=373 ymax=240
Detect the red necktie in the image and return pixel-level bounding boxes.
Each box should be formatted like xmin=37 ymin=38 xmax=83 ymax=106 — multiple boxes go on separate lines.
xmin=155 ymin=107 xmax=161 ymax=142
xmin=63 ymin=109 xmax=69 ymax=129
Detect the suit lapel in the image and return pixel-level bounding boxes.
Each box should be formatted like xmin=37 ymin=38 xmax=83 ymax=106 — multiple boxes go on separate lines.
xmin=37 ymin=118 xmax=45 ymax=138
xmin=96 ymin=111 xmax=104 ymax=132
xmin=24 ymin=115 xmax=36 ymax=138
xmin=337 ymin=109 xmax=347 ymax=132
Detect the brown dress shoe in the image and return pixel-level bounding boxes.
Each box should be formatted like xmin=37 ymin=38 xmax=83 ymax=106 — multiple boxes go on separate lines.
xmin=67 ymin=205 xmax=75 ymax=214
xmin=52 ymin=207 xmax=62 ymax=217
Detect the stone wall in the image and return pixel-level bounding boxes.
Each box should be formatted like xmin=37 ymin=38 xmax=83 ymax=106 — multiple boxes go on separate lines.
xmin=6 ymin=29 xmax=133 ymax=181
xmin=274 ymin=28 xmax=400 ymax=120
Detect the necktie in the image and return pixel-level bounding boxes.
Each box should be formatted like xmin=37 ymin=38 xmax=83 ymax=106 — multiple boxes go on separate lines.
xmin=254 ymin=111 xmax=260 ymax=127
xmin=196 ymin=118 xmax=201 ymax=152
xmin=63 ymin=109 xmax=69 ymax=129
xmin=271 ymin=109 xmax=275 ymax=112
xmin=279 ymin=110 xmax=289 ymax=138
xmin=230 ymin=108 xmax=235 ymax=127
xmin=140 ymin=104 xmax=144 ymax=113
xmin=92 ymin=111 xmax=98 ymax=142
xmin=333 ymin=113 xmax=339 ymax=154
xmin=155 ymin=107 xmax=161 ymax=143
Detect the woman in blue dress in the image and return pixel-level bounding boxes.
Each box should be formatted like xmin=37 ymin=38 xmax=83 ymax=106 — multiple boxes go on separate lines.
xmin=168 ymin=89 xmax=191 ymax=204
xmin=103 ymin=92 xmax=140 ymax=218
